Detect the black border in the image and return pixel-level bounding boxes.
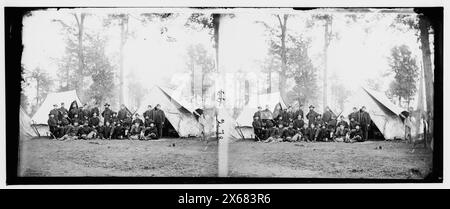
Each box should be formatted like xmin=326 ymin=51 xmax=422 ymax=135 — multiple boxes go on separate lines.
xmin=5 ymin=7 xmax=443 ymax=185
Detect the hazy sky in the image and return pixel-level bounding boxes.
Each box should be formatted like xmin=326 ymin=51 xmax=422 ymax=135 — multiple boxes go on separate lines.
xmin=21 ymin=8 xmax=427 ymax=109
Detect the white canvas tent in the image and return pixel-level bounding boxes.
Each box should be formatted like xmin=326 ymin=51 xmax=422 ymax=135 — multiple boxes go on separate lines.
xmin=32 ymin=90 xmax=82 ymax=125
xmin=138 ymin=86 xmax=202 ymax=137
xmin=20 ymin=106 xmax=38 ymax=139
xmin=235 ymin=92 xmax=287 ymax=139
xmin=344 ymin=87 xmax=406 ymax=140
xmin=31 ymin=90 xmax=82 ymax=136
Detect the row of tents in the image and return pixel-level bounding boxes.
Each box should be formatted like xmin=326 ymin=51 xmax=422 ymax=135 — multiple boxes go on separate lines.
xmin=20 ymin=86 xmax=419 ymax=141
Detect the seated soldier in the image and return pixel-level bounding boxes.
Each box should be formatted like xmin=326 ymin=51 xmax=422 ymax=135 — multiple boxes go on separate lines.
xmin=132 ymin=113 xmax=144 ymax=126
xmin=79 ymin=121 xmax=96 ymax=140
xmin=327 ymin=115 xmax=337 ymax=139
xmin=71 ymin=113 xmax=81 ymax=126
xmin=47 ymin=113 xmax=60 ymax=139
xmin=59 ymin=113 xmax=72 ymax=137
xmin=111 ymin=122 xmax=125 ymax=139
xmin=102 ymin=121 xmax=114 ymax=140
xmin=281 ymin=123 xmax=297 ymax=142
xmin=58 ymin=120 xmax=81 ymax=141
xmin=334 ymin=123 xmax=349 ymax=142
xmin=307 ymin=123 xmax=318 ymax=142
xmin=261 ymin=119 xmax=274 ymax=140
xmin=111 ymin=112 xmax=120 ymax=126
xmin=96 ymin=123 xmax=105 ymax=139
xmin=122 ymin=113 xmax=133 ymax=136
xmin=349 ymin=117 xmax=360 ymax=130
xmin=129 ymin=121 xmax=144 ymax=140
xmin=263 ymin=123 xmax=283 ymax=143
xmin=143 ymin=122 xmax=159 ymax=140
xmin=297 ymin=123 xmax=309 ymax=142
xmin=315 ymin=124 xmax=329 ymax=142
xmin=276 ymin=116 xmax=288 ymax=128
xmin=252 ymin=116 xmax=263 ymax=141
xmin=349 ymin=125 xmax=364 ymax=143
xmin=81 ymin=115 xmax=90 ymax=127
xmin=337 ymin=115 xmax=349 ymax=129
xmin=89 ymin=112 xmax=100 ymax=128
xmin=293 ymin=115 xmax=305 ymax=131
xmin=315 ymin=114 xmax=324 ymax=127
xmin=144 ymin=116 xmax=154 ymax=128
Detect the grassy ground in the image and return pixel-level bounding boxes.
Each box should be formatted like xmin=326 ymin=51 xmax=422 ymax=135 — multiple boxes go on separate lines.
xmin=228 ymin=140 xmax=433 ymax=179
xmin=19 ymin=137 xmax=218 ymax=177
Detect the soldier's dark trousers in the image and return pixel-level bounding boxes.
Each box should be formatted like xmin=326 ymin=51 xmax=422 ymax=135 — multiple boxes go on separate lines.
xmin=156 ymin=123 xmax=163 ymax=138
xmin=361 ymin=125 xmax=368 ymax=141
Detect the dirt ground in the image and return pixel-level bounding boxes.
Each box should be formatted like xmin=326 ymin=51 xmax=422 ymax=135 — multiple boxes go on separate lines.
xmin=19 ymin=138 xmax=218 ymax=177
xmin=19 ymin=137 xmax=433 ymax=179
xmin=228 ymin=140 xmax=433 ymax=179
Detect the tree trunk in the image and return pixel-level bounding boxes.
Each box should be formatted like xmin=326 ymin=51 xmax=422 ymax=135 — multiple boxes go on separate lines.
xmin=418 ymin=16 xmax=433 ymax=115
xmin=74 ymin=13 xmax=85 ymax=93
xmin=277 ymin=15 xmax=289 ymax=102
xmin=323 ymin=16 xmax=332 ymax=110
xmin=119 ymin=15 xmax=128 ymax=106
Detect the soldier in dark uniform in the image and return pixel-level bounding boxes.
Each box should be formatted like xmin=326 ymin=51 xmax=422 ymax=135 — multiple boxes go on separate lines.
xmin=306 ymin=123 xmax=317 ymax=142
xmin=293 ymin=115 xmax=305 ymax=131
xmin=253 ymin=106 xmax=262 ymax=121
xmin=349 ymin=125 xmax=364 ymax=143
xmin=348 ymin=107 xmax=360 ymax=123
xmin=58 ymin=102 xmax=69 ymax=121
xmin=306 ymin=105 xmax=319 ymax=126
xmin=143 ymin=105 xmax=153 ymax=120
xmin=49 ymin=104 xmax=60 ymax=121
xmin=117 ymin=104 xmax=128 ymax=122
xmin=322 ymin=106 xmax=335 ymax=125
xmin=68 ymin=101 xmax=79 ymax=119
xmin=337 ymin=115 xmax=349 ymax=129
xmin=132 ymin=113 xmax=144 ymax=126
xmin=102 ymin=121 xmax=114 ymax=139
xmin=122 ymin=113 xmax=133 ymax=136
xmin=359 ymin=106 xmax=371 ymax=140
xmin=81 ymin=103 xmax=91 ymax=120
xmin=349 ymin=117 xmax=360 ymax=131
xmin=89 ymin=112 xmax=100 ymax=130
xmin=144 ymin=116 xmax=154 ymax=128
xmin=59 ymin=113 xmax=71 ymax=136
xmin=102 ymin=103 xmax=113 ymax=125
xmin=281 ymin=123 xmax=297 ymax=142
xmin=90 ymin=102 xmax=100 ymax=118
xmin=144 ymin=122 xmax=159 ymax=140
xmin=252 ymin=116 xmax=263 ymax=141
xmin=77 ymin=105 xmax=85 ymax=119
xmin=152 ymin=104 xmax=166 ymax=139
xmin=314 ymin=114 xmax=324 ymax=127
xmin=47 ymin=113 xmax=60 ymax=139
xmin=71 ymin=113 xmax=81 ymax=125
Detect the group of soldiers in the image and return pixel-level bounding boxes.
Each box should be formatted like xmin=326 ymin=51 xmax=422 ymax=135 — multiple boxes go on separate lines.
xmin=252 ymin=104 xmax=372 ymax=143
xmin=47 ymin=101 xmax=166 ymax=141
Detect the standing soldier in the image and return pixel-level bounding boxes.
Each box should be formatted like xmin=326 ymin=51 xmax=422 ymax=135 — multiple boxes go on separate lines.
xmin=90 ymin=101 xmax=100 ymax=118
xmin=102 ymin=103 xmax=113 ymax=125
xmin=348 ymin=107 xmax=360 ymax=123
xmin=68 ymin=101 xmax=79 ymax=119
xmin=152 ymin=104 xmax=165 ymax=139
xmin=306 ymin=105 xmax=319 ymax=126
xmin=117 ymin=104 xmax=128 ymax=122
xmin=322 ymin=106 xmax=335 ymax=125
xmin=143 ymin=105 xmax=153 ymax=120
xmin=47 ymin=113 xmax=59 ymax=139
xmin=58 ymin=102 xmax=68 ymax=121
xmin=253 ymin=106 xmax=262 ymax=121
xmin=359 ymin=106 xmax=371 ymax=140
xmin=49 ymin=104 xmax=60 ymax=121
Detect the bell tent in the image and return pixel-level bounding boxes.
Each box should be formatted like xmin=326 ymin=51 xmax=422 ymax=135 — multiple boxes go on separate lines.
xmin=20 ymin=106 xmax=39 ymax=139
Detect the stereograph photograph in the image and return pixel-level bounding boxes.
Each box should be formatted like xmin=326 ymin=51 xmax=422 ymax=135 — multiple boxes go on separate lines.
xmin=9 ymin=7 xmax=441 ymax=181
